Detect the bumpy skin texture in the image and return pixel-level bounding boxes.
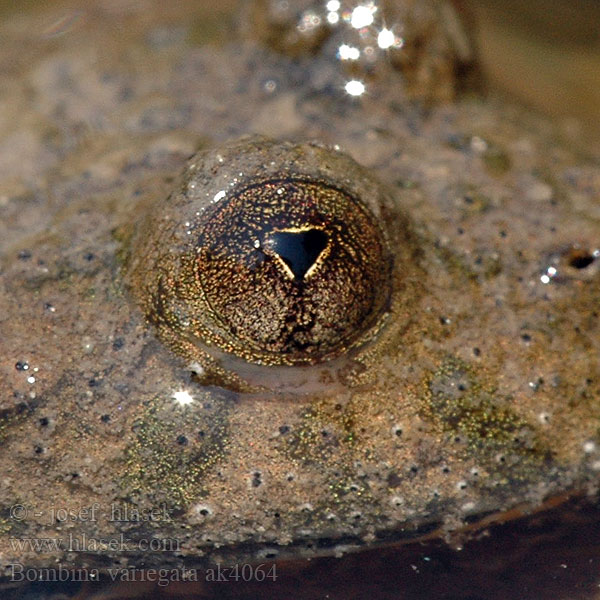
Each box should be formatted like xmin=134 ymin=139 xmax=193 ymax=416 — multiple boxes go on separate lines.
xmin=128 ymin=138 xmax=395 ymax=372
xmin=1 ymin=0 xmax=600 ymax=578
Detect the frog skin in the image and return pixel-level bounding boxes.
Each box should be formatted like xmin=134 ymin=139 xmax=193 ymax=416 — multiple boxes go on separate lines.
xmin=0 ymin=0 xmax=599 ymax=574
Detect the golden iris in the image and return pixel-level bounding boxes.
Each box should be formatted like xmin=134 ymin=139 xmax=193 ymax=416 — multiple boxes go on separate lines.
xmin=128 ymin=137 xmax=395 ymax=369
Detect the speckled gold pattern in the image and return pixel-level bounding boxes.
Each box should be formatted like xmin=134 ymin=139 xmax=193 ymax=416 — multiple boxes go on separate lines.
xmin=194 ymin=178 xmax=390 ymax=363
xmin=128 ymin=138 xmax=405 ymax=383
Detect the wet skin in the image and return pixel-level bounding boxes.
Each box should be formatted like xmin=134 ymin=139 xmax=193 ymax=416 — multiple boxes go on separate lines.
xmin=0 ymin=0 xmax=599 ymax=573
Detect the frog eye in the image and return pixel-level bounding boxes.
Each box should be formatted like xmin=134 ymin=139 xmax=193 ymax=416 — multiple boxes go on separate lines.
xmin=194 ymin=177 xmax=391 ymax=364
xmin=128 ymin=137 xmax=395 ymax=370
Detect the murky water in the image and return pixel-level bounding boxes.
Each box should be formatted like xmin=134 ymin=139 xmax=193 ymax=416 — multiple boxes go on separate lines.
xmin=460 ymin=0 xmax=600 ymax=142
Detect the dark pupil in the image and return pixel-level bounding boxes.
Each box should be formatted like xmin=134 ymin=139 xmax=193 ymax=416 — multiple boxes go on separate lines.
xmin=269 ymin=229 xmax=329 ymax=280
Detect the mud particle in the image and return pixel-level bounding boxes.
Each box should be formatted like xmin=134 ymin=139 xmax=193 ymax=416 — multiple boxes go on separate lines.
xmin=112 ymin=338 xmax=125 ymax=350
xmin=387 ymin=472 xmax=402 ymax=487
